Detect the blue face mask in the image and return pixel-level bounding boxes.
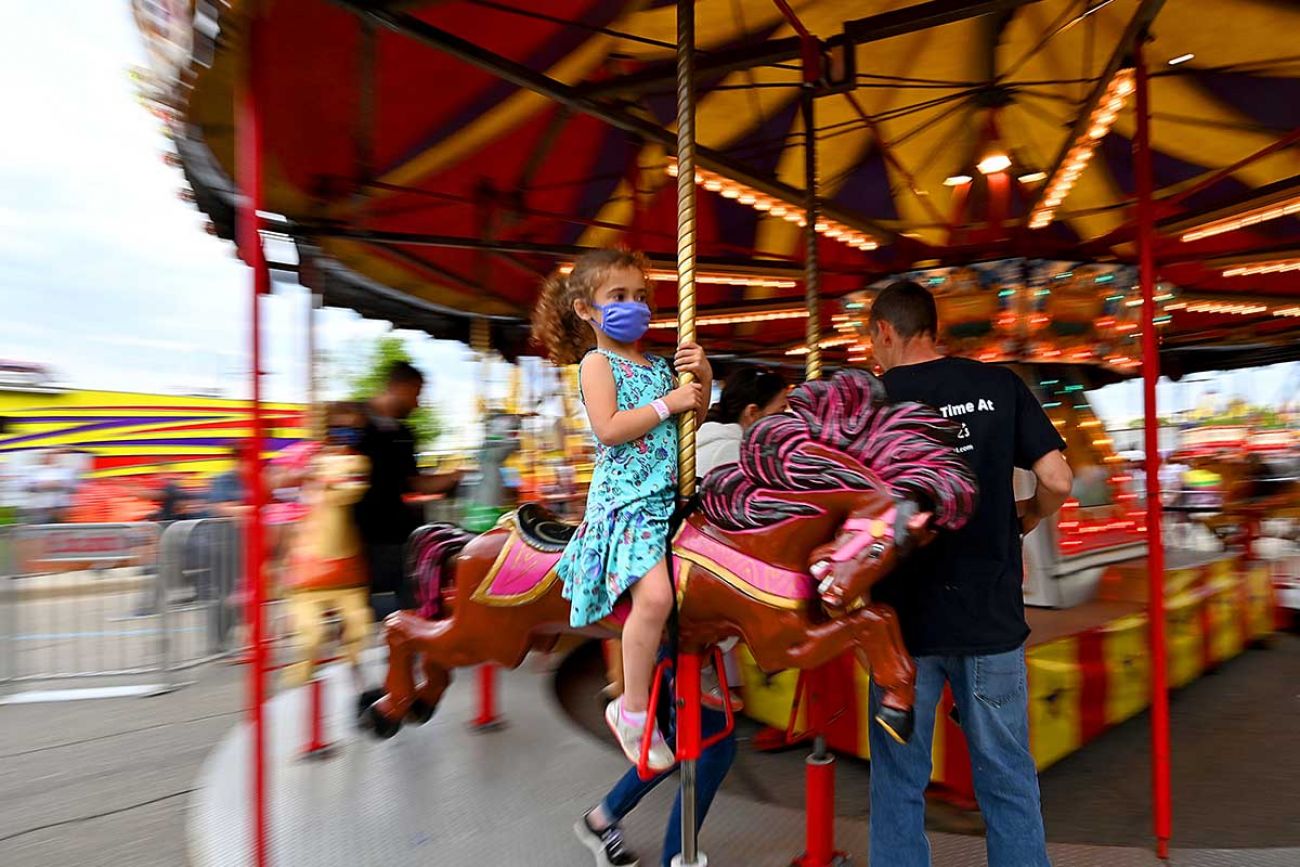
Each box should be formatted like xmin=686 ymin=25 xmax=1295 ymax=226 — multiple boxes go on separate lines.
xmin=328 ymin=426 xmax=361 ymax=448
xmin=592 ymin=301 xmax=651 ymax=344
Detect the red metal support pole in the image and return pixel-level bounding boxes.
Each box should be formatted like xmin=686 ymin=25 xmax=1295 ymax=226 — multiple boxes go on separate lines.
xmin=236 ymin=7 xmax=270 ymax=865
xmin=302 ymin=675 xmax=333 ymax=758
xmin=1134 ymin=39 xmax=1172 ymax=861
xmin=793 ymin=664 xmax=845 ymax=866
xmin=674 ymin=650 xmax=706 ymax=867
xmin=470 ymin=663 xmax=505 ymax=731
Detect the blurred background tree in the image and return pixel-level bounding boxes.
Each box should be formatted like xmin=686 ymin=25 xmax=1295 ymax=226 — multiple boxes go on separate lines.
xmin=348 ymin=334 xmax=443 ymax=448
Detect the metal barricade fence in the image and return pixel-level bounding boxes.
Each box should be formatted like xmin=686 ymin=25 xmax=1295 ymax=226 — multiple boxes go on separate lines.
xmin=0 ymin=519 xmax=244 ymax=702
xmin=157 ymin=518 xmax=244 ymax=671
xmin=1 ymin=522 xmax=164 ymax=700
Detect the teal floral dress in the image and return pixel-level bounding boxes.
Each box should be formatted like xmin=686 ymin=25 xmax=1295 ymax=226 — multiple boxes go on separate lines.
xmin=557 ymin=349 xmax=678 ymax=627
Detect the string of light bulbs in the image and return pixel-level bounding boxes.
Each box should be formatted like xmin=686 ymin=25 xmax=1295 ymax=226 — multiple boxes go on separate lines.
xmin=665 ymin=158 xmax=879 ymax=251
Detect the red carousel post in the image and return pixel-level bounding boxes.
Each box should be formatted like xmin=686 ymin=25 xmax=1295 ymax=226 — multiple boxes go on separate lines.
xmin=793 ymin=664 xmax=847 ymax=866
xmin=1134 ymin=39 xmax=1173 ymax=860
xmin=235 ymin=5 xmax=271 ymax=865
xmin=672 ymin=651 xmax=707 ymax=867
xmin=470 ymin=663 xmax=505 ymax=732
xmin=302 ymin=673 xmax=334 ymax=759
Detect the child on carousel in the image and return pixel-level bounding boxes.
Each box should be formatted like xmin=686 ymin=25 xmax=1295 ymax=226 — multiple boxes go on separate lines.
xmin=532 ymin=248 xmax=711 ymax=776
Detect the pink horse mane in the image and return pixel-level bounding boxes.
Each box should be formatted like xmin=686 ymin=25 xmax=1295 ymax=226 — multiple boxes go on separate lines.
xmin=700 ymin=369 xmax=978 ymax=532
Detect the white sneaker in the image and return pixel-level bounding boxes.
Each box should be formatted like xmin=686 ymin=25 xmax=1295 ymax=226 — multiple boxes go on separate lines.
xmin=605 ymin=699 xmax=675 ymax=773
xmin=700 ymin=664 xmax=744 ymax=712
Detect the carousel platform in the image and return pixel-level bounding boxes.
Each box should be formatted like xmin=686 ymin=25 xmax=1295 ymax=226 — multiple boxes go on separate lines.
xmin=188 ymin=656 xmax=1297 ymax=866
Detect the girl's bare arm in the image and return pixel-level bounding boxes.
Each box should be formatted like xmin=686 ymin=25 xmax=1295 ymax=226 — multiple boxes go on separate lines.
xmin=580 ymin=354 xmax=700 ymax=447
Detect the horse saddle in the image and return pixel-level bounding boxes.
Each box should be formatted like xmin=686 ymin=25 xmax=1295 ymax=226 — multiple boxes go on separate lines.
xmin=514 ymin=502 xmax=578 ymax=552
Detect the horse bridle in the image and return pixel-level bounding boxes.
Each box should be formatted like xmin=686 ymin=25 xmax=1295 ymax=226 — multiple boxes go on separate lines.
xmin=810 ymin=505 xmax=898 ymax=612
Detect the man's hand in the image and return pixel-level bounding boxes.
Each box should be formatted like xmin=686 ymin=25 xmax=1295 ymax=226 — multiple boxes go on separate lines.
xmin=413 ymin=468 xmax=463 ymax=496
xmin=1017 ymin=498 xmax=1041 ymax=536
xmin=1020 ymin=451 xmax=1071 ymax=535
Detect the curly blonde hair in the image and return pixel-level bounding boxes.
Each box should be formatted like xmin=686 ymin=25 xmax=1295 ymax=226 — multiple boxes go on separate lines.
xmin=531 ymin=248 xmax=653 ymax=365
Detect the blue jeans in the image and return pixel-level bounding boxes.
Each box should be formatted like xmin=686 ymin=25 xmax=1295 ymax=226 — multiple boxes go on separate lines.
xmin=602 ymin=707 xmax=737 ymax=867
xmin=868 ymin=647 xmax=1050 ymax=867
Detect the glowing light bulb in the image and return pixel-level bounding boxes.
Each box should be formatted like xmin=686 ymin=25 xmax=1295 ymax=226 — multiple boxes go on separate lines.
xmin=977 ymin=152 xmax=1012 ymax=175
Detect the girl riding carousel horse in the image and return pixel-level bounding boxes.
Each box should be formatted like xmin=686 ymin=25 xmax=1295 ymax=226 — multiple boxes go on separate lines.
xmin=532 ymin=247 xmax=712 ymax=772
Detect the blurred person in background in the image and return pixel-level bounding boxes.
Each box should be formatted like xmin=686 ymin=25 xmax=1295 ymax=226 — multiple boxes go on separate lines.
xmin=694 ymin=366 xmax=789 ymax=709
xmin=207 ymin=448 xmax=248 ymax=520
xmin=26 ymin=449 xmax=80 ymax=524
xmin=133 ymin=469 xmax=191 ymax=615
xmin=152 ymin=470 xmax=191 ymax=524
xmin=355 ymin=361 xmax=461 ymax=618
xmin=696 ymin=366 xmax=789 ymax=474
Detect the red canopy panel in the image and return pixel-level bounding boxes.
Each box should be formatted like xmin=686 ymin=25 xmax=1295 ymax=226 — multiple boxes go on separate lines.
xmin=147 ymin=0 xmax=1300 ymax=365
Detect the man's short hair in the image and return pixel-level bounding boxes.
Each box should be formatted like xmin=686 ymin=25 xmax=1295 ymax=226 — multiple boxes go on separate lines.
xmin=870 ymin=280 xmax=939 ymax=340
xmin=386 ymin=361 xmax=425 ymax=387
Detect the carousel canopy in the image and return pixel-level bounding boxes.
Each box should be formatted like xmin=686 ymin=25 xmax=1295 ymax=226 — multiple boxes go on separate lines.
xmin=138 ymin=0 xmax=1300 ymax=368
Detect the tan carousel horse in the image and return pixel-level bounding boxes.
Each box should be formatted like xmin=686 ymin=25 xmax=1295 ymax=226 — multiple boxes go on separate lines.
xmin=282 ymin=404 xmax=373 ymax=691
xmin=361 ymin=370 xmax=978 ymax=745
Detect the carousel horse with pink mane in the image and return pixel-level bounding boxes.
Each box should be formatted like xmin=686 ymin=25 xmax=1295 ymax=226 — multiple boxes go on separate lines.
xmin=362 ymin=369 xmax=977 ymax=744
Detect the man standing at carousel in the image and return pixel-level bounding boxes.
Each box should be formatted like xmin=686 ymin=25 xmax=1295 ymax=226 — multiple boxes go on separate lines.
xmin=866 ymin=280 xmax=1073 ymax=867
xmin=355 ymin=361 xmax=461 ymax=617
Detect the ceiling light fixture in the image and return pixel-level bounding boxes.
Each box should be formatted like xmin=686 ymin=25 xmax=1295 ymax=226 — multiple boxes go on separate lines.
xmin=1179 ymin=194 xmax=1300 ymax=242
xmin=665 ymin=159 xmax=878 ymax=251
xmin=1018 ymin=171 xmax=1047 ymax=183
xmin=647 ymin=307 xmax=808 ymax=330
xmin=1168 ymin=53 xmax=1195 ymax=66
xmin=1221 ymin=258 xmax=1300 ymax=277
xmin=944 ymin=174 xmax=974 ymax=186
xmin=785 ymin=335 xmax=859 ymax=355
xmin=558 ymin=263 xmax=798 ymax=289
xmin=977 ymin=152 xmax=1012 ymax=175
xmin=1029 ymin=68 xmax=1135 ymax=229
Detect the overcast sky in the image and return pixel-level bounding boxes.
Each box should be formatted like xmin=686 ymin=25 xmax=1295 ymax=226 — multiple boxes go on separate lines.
xmin=0 ymin=1 xmax=483 ymax=432
xmin=0 ymin=3 xmax=1292 ymax=438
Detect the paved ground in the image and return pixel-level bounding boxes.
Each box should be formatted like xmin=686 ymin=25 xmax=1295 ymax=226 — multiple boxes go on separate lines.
xmin=0 ymin=662 xmax=244 ymax=867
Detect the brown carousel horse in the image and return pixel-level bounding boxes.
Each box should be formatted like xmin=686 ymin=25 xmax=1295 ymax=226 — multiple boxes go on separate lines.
xmin=361 ymin=370 xmax=978 ymax=745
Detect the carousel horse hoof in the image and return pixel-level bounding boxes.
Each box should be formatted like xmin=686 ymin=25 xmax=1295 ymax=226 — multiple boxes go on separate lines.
xmin=361 ymin=703 xmax=403 ymax=740
xmin=874 ymin=705 xmax=914 ymax=745
xmin=406 ymin=698 xmax=436 ymax=725
xmin=356 ymin=687 xmax=386 ymax=723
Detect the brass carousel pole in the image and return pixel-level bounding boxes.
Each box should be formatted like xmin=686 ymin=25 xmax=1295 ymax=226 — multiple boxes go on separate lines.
xmin=802 ymin=87 xmax=823 ymax=384
xmin=674 ymin=2 xmax=698 ymax=497
xmin=673 ymin=1 xmax=705 ymax=866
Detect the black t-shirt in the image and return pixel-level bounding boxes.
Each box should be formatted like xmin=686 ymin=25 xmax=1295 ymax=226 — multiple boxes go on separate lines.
xmin=354 ymin=415 xmax=420 ymax=546
xmin=876 ymin=357 xmax=1065 ymax=656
